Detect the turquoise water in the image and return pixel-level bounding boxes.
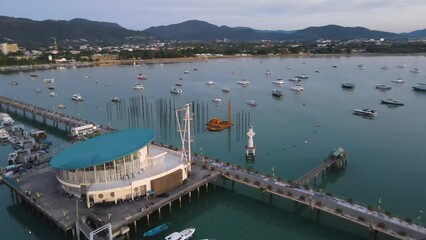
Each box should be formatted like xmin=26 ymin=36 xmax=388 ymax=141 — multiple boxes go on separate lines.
xmin=1 ymin=55 xmax=425 ymax=239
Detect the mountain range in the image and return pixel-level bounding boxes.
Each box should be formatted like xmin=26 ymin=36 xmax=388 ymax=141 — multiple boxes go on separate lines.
xmin=1 ymin=16 xmax=425 ymax=47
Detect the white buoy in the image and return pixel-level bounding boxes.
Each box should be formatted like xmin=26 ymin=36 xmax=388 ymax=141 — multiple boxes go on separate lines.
xmin=304 ymin=140 xmax=308 ymax=144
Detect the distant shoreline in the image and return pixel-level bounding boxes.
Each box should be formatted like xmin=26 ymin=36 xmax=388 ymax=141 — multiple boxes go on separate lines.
xmin=1 ymin=53 xmax=425 ymax=73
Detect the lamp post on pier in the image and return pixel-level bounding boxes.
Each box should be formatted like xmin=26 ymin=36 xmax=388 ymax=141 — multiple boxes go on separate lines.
xmin=417 ymin=210 xmax=423 ymax=227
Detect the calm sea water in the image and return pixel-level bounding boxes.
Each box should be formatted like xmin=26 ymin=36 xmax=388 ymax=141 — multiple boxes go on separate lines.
xmin=1 ymin=55 xmax=425 ymax=239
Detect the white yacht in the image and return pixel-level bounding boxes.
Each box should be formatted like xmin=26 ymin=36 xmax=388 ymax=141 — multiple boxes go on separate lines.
xmin=170 ymin=87 xmax=183 ymax=94
xmin=205 ymin=81 xmax=215 ymax=86
xmin=58 ymin=104 xmax=66 ymax=109
xmin=43 ymin=78 xmax=55 ymax=83
xmin=236 ymin=79 xmax=250 ymax=87
xmin=72 ymin=94 xmax=84 ymax=101
xmin=133 ymin=84 xmax=144 ymax=90
xmin=49 ymin=92 xmax=57 ymax=97
xmin=353 ymin=109 xmax=378 ymax=117
xmin=290 ymin=85 xmax=304 ymax=91
xmin=222 ymin=87 xmax=230 ymax=93
xmin=391 ymin=78 xmax=405 ymax=83
xmin=212 ymin=98 xmax=222 ymax=103
xmin=0 ymin=128 xmax=10 ymax=140
xmin=165 ymin=228 xmax=195 ymax=240
xmin=0 ymin=113 xmax=14 ymax=125
xmin=272 ymin=79 xmax=285 ymax=85
xmin=111 ymin=97 xmax=121 ymax=102
xmin=247 ymin=100 xmax=257 ymax=106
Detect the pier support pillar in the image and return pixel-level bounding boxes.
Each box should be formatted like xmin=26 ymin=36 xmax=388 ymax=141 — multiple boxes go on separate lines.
xmin=197 ymin=187 xmax=200 ymax=198
xmin=370 ymin=227 xmax=377 ymax=240
xmin=146 ymin=214 xmax=150 ymax=226
xmin=205 ymin=183 xmax=209 ymax=193
xmin=316 ymin=209 xmax=320 ymax=220
xmin=232 ymin=180 xmax=235 ymax=190
xmin=189 ymin=191 xmax=192 ymax=203
xmin=169 ymin=202 xmax=172 ymax=214
xmin=179 ymin=197 xmax=182 ymax=208
xmin=158 ymin=208 xmax=161 ymax=220
xmin=269 ymin=193 xmax=273 ymax=204
xmin=134 ymin=221 xmax=137 ymax=233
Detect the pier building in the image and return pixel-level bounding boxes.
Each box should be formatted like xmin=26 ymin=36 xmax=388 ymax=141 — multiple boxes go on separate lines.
xmin=50 ymin=128 xmax=191 ymax=208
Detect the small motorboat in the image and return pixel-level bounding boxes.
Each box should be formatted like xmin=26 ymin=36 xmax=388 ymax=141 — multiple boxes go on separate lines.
xmin=341 ymin=82 xmax=355 ymax=89
xmin=58 ymin=104 xmax=66 ymax=109
xmin=296 ymin=74 xmax=309 ymax=79
xmin=43 ymin=78 xmax=54 ymax=83
xmin=0 ymin=128 xmax=10 ymax=140
xmin=357 ymin=64 xmax=365 ymax=69
xmin=49 ymin=92 xmax=57 ymax=97
xmin=137 ymin=73 xmax=147 ymax=80
xmin=171 ymin=87 xmax=183 ymax=94
xmin=417 ymin=82 xmax=426 ymax=86
xmin=381 ymin=99 xmax=404 ymax=106
xmin=410 ymin=68 xmax=420 ymax=73
xmin=222 ymin=87 xmax=230 ymax=93
xmin=272 ymin=89 xmax=284 ymax=98
xmin=205 ymin=81 xmax=215 ymax=86
xmin=111 ymin=97 xmax=121 ymax=102
xmin=143 ymin=223 xmax=168 ymax=238
xmin=212 ymin=98 xmax=222 ymax=104
xmin=353 ymin=109 xmax=378 ymax=117
xmin=165 ymin=228 xmax=195 ymax=240
xmin=247 ymin=100 xmax=257 ymax=106
xmin=288 ymin=77 xmax=301 ymax=82
xmin=133 ymin=84 xmax=144 ymax=90
xmin=175 ymin=82 xmax=183 ymax=86
xmin=376 ymin=84 xmax=392 ymax=90
xmin=391 ymin=78 xmax=405 ymax=83
xmin=8 ymin=152 xmax=18 ymax=165
xmin=290 ymin=85 xmax=304 ymax=91
xmin=9 ymin=81 xmax=18 ymax=85
xmin=48 ymin=84 xmax=55 ymax=90
xmin=72 ymin=94 xmax=84 ymax=101
xmin=236 ymin=80 xmax=250 ymax=87
xmin=396 ymin=64 xmax=407 ymax=68
xmin=272 ymin=79 xmax=285 ymax=85
xmin=381 ymin=66 xmax=389 ymax=70
xmin=30 ymin=74 xmax=38 ymax=78
xmin=35 ymin=88 xmax=42 ymax=93
xmin=184 ymin=71 xmax=190 ymax=74
xmin=412 ymin=85 xmax=426 ymax=92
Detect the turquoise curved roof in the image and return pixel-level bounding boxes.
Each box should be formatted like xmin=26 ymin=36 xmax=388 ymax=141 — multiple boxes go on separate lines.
xmin=51 ymin=128 xmax=155 ymax=170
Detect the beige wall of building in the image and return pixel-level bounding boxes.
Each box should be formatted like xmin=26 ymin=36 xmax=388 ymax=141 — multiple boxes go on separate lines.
xmin=1 ymin=43 xmax=19 ymax=54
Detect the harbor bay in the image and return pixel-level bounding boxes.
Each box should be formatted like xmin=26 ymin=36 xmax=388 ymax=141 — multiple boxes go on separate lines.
xmin=1 ymin=55 xmax=426 ymax=239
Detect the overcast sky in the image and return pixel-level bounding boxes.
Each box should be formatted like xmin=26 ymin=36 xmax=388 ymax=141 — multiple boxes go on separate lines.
xmin=3 ymin=0 xmax=426 ymax=33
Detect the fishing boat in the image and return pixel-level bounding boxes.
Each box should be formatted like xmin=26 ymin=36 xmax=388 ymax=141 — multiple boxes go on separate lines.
xmin=381 ymin=99 xmax=404 ymax=106
xmin=247 ymin=100 xmax=257 ymax=106
xmin=205 ymin=81 xmax=215 ymax=86
xmin=375 ymin=84 xmax=392 ymax=90
xmin=272 ymin=89 xmax=284 ymax=98
xmin=222 ymin=87 xmax=230 ymax=93
xmin=137 ymin=73 xmax=147 ymax=80
xmin=353 ymin=109 xmax=378 ymax=117
xmin=133 ymin=84 xmax=144 ymax=90
xmin=341 ymin=82 xmax=355 ymax=89
xmin=111 ymin=97 xmax=121 ymax=102
xmin=165 ymin=228 xmax=195 ymax=240
xmin=170 ymin=87 xmax=183 ymax=94
xmin=143 ymin=223 xmax=168 ymax=238
xmin=412 ymin=85 xmax=426 ymax=92
xmin=72 ymin=94 xmax=84 ymax=101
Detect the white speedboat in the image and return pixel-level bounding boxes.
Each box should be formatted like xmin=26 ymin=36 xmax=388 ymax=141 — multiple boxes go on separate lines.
xmin=410 ymin=68 xmax=420 ymax=73
xmin=272 ymin=79 xmax=285 ymax=85
xmin=175 ymin=82 xmax=183 ymax=86
xmin=58 ymin=104 xmax=66 ymax=109
xmin=111 ymin=97 xmax=121 ymax=102
xmin=49 ymin=92 xmax=57 ymax=97
xmin=396 ymin=64 xmax=407 ymax=68
xmin=247 ymin=100 xmax=257 ymax=106
xmin=133 ymin=84 xmax=144 ymax=90
xmin=353 ymin=109 xmax=378 ymax=117
xmin=212 ymin=98 xmax=221 ymax=103
xmin=236 ymin=79 xmax=250 ymax=87
xmin=296 ymin=74 xmax=309 ymax=79
xmin=165 ymin=228 xmax=195 ymax=240
xmin=205 ymin=81 xmax=215 ymax=86
xmin=170 ymin=87 xmax=183 ymax=94
xmin=288 ymin=77 xmax=301 ymax=82
xmin=10 ymin=80 xmax=18 ymax=85
xmin=72 ymin=94 xmax=84 ymax=101
xmin=184 ymin=71 xmax=190 ymax=74
xmin=0 ymin=113 xmax=14 ymax=125
xmin=43 ymin=78 xmax=55 ymax=83
xmin=35 ymin=88 xmax=42 ymax=93
xmin=391 ymin=78 xmax=405 ymax=83
xmin=290 ymin=85 xmax=304 ymax=91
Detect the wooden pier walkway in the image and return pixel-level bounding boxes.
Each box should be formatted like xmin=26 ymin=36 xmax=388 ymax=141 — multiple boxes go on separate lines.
xmin=206 ymin=159 xmax=425 ymax=240
xmin=0 ymin=95 xmax=108 ymax=133
xmin=295 ymin=147 xmax=347 ymax=186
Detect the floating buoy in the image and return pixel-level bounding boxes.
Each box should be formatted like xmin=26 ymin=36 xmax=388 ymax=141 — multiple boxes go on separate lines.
xmin=304 ymin=140 xmax=308 ymax=144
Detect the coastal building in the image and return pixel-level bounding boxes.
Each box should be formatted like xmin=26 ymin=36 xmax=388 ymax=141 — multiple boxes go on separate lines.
xmin=50 ymin=128 xmax=191 ymax=208
xmin=1 ymin=43 xmax=19 ymax=55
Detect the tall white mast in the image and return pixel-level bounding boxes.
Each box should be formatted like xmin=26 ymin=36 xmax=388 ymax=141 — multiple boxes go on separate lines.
xmin=176 ymin=103 xmax=193 ymax=171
